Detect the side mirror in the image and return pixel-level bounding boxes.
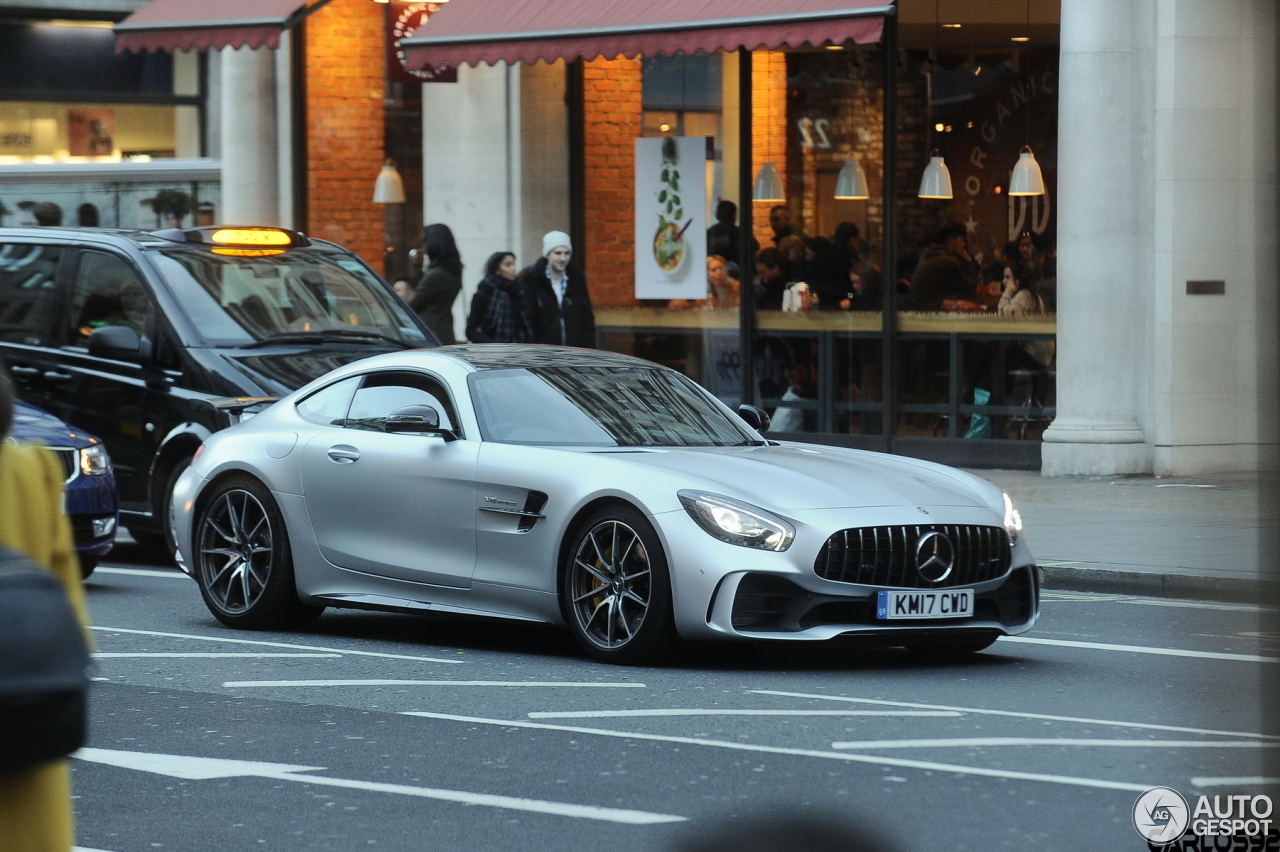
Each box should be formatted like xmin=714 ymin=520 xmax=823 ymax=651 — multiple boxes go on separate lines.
xmin=385 ymin=405 xmax=457 ymax=441
xmin=738 ymin=404 xmax=771 ymax=433
xmin=88 ymin=326 xmax=143 ymax=362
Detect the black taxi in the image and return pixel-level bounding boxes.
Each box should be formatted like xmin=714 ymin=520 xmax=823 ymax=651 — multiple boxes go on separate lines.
xmin=0 ymin=226 xmax=437 ymax=553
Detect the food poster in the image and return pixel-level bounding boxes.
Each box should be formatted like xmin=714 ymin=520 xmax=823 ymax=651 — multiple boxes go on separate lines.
xmin=634 ymin=137 xmax=706 ymax=300
xmin=67 ymin=109 xmax=115 ymax=157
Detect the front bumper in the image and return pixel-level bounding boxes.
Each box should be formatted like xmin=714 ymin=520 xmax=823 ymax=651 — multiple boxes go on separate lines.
xmin=656 ymin=504 xmax=1039 ymax=643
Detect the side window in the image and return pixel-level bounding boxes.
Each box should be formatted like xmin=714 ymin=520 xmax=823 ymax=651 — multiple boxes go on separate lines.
xmin=296 ymin=376 xmax=360 ymax=426
xmin=345 ymin=371 xmax=458 ymax=434
xmin=69 ymin=250 xmax=153 ymax=348
xmin=0 ymin=243 xmax=63 ymax=344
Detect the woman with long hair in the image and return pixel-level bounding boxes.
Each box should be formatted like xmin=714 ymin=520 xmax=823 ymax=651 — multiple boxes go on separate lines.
xmin=409 ymin=223 xmax=463 ymax=345
xmin=466 ymin=251 xmax=533 ymax=343
xmin=997 ymin=260 xmax=1045 ymax=315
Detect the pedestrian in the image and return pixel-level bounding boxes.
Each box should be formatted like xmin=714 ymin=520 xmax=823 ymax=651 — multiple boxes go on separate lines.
xmin=392 ymin=279 xmax=414 ymax=302
xmin=409 ymin=223 xmax=463 ymax=345
xmin=0 ymin=361 xmax=90 ymax=852
xmin=516 ymin=230 xmax=596 ymax=348
xmin=466 ymin=251 xmax=533 ymax=343
xmin=32 ymin=202 xmax=62 ymax=227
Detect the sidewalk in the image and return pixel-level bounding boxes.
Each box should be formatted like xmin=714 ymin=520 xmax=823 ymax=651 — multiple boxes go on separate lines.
xmin=967 ymin=469 xmax=1280 ymax=604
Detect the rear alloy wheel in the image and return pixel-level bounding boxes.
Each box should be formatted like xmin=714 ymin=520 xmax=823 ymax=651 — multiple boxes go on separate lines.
xmin=562 ymin=505 xmax=674 ymax=664
xmin=194 ymin=476 xmax=323 ymax=630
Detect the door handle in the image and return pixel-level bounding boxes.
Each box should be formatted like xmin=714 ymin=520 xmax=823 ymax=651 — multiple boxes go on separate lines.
xmin=43 ymin=370 xmax=73 ymax=383
xmin=8 ymin=365 xmax=38 ymax=379
xmin=326 ymin=446 xmax=360 ymax=464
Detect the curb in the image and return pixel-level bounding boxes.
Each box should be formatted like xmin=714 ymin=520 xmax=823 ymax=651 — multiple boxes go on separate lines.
xmin=1040 ymin=565 xmax=1279 ymax=605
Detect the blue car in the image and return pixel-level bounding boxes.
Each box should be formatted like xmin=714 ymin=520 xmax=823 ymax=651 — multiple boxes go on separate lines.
xmin=9 ymin=400 xmax=119 ymax=577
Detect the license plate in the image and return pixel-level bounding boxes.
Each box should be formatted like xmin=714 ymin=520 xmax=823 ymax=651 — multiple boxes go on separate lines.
xmin=876 ymin=589 xmax=973 ymax=620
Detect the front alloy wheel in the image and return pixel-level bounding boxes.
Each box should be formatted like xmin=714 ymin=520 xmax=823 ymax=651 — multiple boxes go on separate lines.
xmin=194 ymin=476 xmax=322 ymax=630
xmin=564 ymin=506 xmax=673 ymax=664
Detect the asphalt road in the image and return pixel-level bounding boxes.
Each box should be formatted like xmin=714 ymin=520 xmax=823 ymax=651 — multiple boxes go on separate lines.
xmin=70 ymin=541 xmax=1279 ymax=852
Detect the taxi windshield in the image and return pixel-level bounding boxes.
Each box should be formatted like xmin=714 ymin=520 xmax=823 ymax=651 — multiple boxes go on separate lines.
xmin=148 ymin=249 xmax=429 ymax=347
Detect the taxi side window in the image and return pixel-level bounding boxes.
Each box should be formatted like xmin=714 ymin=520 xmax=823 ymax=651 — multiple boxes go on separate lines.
xmin=69 ymin=251 xmax=153 ymax=348
xmin=0 ymin=243 xmax=63 ymax=345
xmin=345 ymin=371 xmax=458 ymax=434
xmin=296 ymin=376 xmax=360 ymax=426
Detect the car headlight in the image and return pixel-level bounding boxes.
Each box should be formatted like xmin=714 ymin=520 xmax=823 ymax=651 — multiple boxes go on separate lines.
xmin=1002 ymin=492 xmax=1022 ymax=546
xmin=79 ymin=443 xmax=111 ymax=477
xmin=678 ymin=490 xmax=794 ymax=552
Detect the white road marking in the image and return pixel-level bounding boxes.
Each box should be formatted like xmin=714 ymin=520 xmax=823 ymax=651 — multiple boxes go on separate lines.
xmin=751 ymin=691 xmax=1280 ymax=741
xmin=529 ymin=709 xmax=960 ymax=719
xmin=1040 ymin=594 xmax=1273 ymax=613
xmin=399 ymin=711 xmax=1154 ymax=792
xmin=74 ymin=847 xmax=120 ymax=852
xmin=223 ymin=680 xmax=646 ymax=688
xmin=94 ymin=652 xmax=342 ymax=659
xmin=73 ymin=747 xmax=682 ymax=824
xmin=89 ymin=626 xmax=463 ymax=664
xmin=1191 ymin=777 xmax=1280 ymax=788
xmin=832 ymin=737 xmax=1276 ymax=750
xmin=998 ymin=635 xmax=1277 ymax=663
xmin=94 ymin=567 xmax=191 ymax=579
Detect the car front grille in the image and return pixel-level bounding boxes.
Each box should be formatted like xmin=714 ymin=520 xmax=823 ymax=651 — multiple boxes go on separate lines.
xmin=814 ymin=524 xmax=1011 ymax=589
xmin=47 ymin=447 xmax=78 ymax=483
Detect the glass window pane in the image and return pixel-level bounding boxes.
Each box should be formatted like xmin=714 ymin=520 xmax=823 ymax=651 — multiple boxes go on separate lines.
xmin=0 ymin=243 xmax=62 ymax=344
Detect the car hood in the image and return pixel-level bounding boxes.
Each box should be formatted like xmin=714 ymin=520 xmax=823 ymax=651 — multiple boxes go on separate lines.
xmin=218 ymin=346 xmax=400 ymax=395
xmin=10 ymin=401 xmax=94 ymax=448
xmin=589 ymin=443 xmax=994 ymax=512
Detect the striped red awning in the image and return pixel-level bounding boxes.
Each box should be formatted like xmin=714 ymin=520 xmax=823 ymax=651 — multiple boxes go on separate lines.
xmin=400 ymin=1 xmax=891 ymax=70
xmin=114 ymin=0 xmax=329 ymax=53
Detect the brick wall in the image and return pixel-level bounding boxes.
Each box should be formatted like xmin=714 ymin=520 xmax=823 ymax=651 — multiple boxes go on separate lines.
xmin=305 ymin=0 xmax=385 ymax=267
xmin=751 ymin=50 xmax=788 ymax=250
xmin=581 ymin=55 xmax=643 ymax=308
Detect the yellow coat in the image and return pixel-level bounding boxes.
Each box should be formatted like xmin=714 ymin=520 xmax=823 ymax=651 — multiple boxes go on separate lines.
xmin=0 ymin=440 xmax=91 ymax=852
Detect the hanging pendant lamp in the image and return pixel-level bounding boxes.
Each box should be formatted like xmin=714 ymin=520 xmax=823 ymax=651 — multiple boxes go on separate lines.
xmin=1008 ymin=146 xmax=1046 ymax=196
xmin=918 ymin=152 xmax=953 ymax=199
xmin=752 ymin=162 xmax=785 ymax=202
xmin=834 ymin=157 xmax=870 ymax=200
xmin=373 ymin=159 xmax=406 ymax=203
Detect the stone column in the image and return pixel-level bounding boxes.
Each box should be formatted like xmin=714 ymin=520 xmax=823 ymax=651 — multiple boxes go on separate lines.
xmin=219 ymin=46 xmax=279 ymax=226
xmin=1041 ymin=0 xmax=1153 ymax=475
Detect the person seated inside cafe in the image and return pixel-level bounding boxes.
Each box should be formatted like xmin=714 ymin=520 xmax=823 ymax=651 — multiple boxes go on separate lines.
xmin=909 ymin=223 xmax=983 ymax=312
xmin=754 ymin=248 xmax=789 ymax=310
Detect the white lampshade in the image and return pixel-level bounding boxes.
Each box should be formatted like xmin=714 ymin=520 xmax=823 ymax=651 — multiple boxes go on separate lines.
xmin=752 ymin=162 xmax=785 ymax=202
xmin=373 ymin=159 xmax=406 ymax=204
xmin=834 ymin=157 xmax=870 ymax=200
xmin=918 ymin=154 xmax=953 ymax=199
xmin=1008 ymin=147 xmax=1046 ymax=196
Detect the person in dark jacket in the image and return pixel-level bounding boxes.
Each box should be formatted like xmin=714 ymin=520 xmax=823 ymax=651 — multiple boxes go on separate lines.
xmin=409 ymin=223 xmax=463 ymax=345
xmin=908 ymin=223 xmax=981 ymax=311
xmin=466 ymin=251 xmax=533 ymax=343
xmin=706 ymin=199 xmax=758 ymax=262
xmin=516 ymin=231 xmax=596 ymax=348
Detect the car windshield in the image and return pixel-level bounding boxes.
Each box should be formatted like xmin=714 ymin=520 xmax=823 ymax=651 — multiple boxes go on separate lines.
xmin=469 ymin=366 xmax=756 ymax=447
xmin=148 ymin=249 xmax=429 ymax=347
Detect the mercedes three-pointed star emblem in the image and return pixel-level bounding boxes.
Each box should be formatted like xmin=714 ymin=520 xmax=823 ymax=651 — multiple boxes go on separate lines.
xmin=914 ymin=530 xmax=955 ymax=584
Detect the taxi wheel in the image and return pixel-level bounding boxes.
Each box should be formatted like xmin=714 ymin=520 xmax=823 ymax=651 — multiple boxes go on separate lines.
xmin=193 ymin=475 xmax=323 ymax=630
xmin=561 ymin=504 xmax=675 ymax=665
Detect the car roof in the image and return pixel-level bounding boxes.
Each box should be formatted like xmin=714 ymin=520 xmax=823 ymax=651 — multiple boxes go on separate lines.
xmin=436 ymin=344 xmax=666 ymax=372
xmin=0 ymin=226 xmax=347 ymax=253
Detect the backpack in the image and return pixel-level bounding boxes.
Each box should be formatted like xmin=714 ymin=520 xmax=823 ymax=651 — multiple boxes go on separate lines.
xmin=0 ymin=545 xmax=91 ymax=774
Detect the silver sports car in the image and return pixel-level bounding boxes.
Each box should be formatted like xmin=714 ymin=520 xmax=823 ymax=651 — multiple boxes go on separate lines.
xmin=172 ymin=345 xmax=1038 ymax=664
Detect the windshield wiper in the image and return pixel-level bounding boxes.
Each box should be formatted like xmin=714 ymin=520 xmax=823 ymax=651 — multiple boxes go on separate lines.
xmin=240 ymin=330 xmax=410 ymax=349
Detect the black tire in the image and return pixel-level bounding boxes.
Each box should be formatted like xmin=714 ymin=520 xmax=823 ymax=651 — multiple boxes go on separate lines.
xmin=904 ymin=633 xmax=998 ymax=657
xmin=561 ymin=504 xmax=675 ymax=665
xmin=193 ymin=475 xmax=323 ymax=630
xmin=129 ymin=457 xmax=193 ymax=561
xmin=79 ymin=556 xmax=98 ymax=579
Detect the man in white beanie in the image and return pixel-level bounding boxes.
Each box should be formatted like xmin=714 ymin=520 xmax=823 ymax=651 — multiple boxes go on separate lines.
xmin=516 ymin=230 xmax=597 ymax=348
